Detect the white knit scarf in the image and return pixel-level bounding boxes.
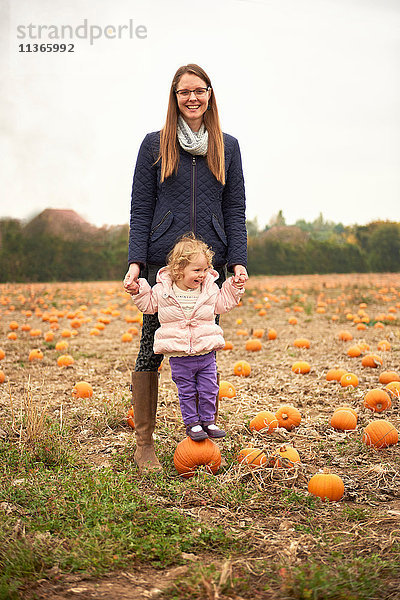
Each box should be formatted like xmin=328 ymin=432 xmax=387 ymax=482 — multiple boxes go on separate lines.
xmin=177 ymin=115 xmax=208 ymax=156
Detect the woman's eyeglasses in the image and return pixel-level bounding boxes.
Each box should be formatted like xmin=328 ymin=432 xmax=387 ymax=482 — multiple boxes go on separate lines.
xmin=175 ymin=87 xmax=210 ymax=99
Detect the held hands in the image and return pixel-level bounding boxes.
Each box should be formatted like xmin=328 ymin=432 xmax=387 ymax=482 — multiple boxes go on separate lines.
xmin=123 ymin=263 xmax=140 ymax=295
xmin=232 ymin=265 xmax=248 ymax=290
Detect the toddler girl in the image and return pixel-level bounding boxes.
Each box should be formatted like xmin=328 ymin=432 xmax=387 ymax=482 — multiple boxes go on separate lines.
xmin=130 ymin=235 xmax=246 ymax=441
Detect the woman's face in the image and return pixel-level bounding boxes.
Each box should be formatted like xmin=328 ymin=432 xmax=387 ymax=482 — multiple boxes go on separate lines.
xmin=175 ymin=73 xmax=211 ymax=131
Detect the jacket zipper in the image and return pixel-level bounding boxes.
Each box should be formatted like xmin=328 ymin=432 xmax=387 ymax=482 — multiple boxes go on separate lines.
xmin=191 ymin=156 xmax=196 ymax=234
xmin=150 ymin=210 xmax=171 ymax=236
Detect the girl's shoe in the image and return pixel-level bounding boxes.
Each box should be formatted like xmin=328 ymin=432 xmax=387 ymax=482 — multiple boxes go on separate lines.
xmin=202 ymin=423 xmax=226 ymax=438
xmin=186 ymin=423 xmax=208 ymax=442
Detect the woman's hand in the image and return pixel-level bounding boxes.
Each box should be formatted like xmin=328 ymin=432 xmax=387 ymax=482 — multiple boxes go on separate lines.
xmin=232 ymin=265 xmax=248 ymax=289
xmin=123 ymin=263 xmax=141 ymax=295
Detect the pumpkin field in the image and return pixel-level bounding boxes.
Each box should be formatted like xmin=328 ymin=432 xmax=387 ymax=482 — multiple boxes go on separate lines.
xmin=1 ymin=273 xmax=400 ymax=599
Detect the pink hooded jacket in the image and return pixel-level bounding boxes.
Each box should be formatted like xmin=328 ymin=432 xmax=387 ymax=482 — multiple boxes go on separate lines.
xmin=132 ymin=267 xmax=244 ymax=355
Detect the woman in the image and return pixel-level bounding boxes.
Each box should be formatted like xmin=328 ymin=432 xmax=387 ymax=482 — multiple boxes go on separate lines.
xmin=124 ymin=64 xmax=248 ymax=473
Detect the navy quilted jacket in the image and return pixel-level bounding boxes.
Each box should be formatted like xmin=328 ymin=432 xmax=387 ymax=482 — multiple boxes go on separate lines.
xmin=128 ymin=131 xmax=247 ymax=270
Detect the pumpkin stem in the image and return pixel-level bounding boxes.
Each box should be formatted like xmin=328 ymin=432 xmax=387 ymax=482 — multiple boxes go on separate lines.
xmin=322 ymin=467 xmax=331 ymax=474
xmin=282 ymin=413 xmax=288 ymax=420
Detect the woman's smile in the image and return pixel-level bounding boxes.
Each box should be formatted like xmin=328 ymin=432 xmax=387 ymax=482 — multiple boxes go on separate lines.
xmin=175 ymin=73 xmax=210 ymax=130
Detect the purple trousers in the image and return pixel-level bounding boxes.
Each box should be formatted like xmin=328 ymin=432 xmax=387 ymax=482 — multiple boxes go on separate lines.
xmin=169 ymin=352 xmax=219 ymax=425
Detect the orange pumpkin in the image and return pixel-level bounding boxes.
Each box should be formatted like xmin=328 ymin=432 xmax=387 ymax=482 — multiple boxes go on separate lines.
xmin=377 ymin=340 xmax=391 ymax=352
xmin=347 ymin=345 xmax=362 ymax=358
xmin=363 ymin=420 xmax=398 ymax=449
xmin=0 ymin=349 xmax=5 ymax=360
xmin=291 ymin=361 xmax=310 ymax=374
xmin=233 ymin=360 xmax=251 ymax=377
xmin=57 ymin=354 xmax=74 ymax=367
xmin=340 ymin=372 xmax=359 ymax=388
xmin=379 ymin=371 xmax=400 ymax=385
xmin=219 ymin=380 xmax=236 ymax=399
xmin=269 ymin=444 xmax=300 ymax=469
xmin=236 ymin=328 xmax=249 ymax=337
xmin=0 ymin=371 xmax=5 ymax=384
xmin=267 ymin=328 xmax=277 ymax=340
xmin=288 ymin=317 xmax=298 ymax=325
xmin=9 ymin=321 xmax=19 ymax=330
xmin=293 ymin=338 xmax=310 ymax=349
xmin=121 ymin=332 xmax=133 ymax=342
xmin=249 ymin=411 xmax=278 ymax=433
xmin=7 ymin=333 xmax=17 ymax=340
xmin=334 ymin=405 xmax=358 ymax=418
xmin=174 ymin=437 xmax=221 ymax=478
xmin=358 ymin=341 xmax=370 ymax=353
xmin=330 ymin=408 xmax=357 ymax=431
xmin=222 ymin=341 xmax=233 ymax=350
xmin=363 ymin=389 xmax=391 ymax=413
xmin=28 ymin=349 xmax=43 ymax=362
xmin=308 ymin=470 xmax=344 ymax=501
xmin=29 ymin=328 xmax=42 ymax=337
xmin=361 ymin=354 xmax=383 ymax=368
xmin=385 ymin=381 xmax=400 ymax=398
xmin=72 ymin=381 xmax=94 ymax=399
xmin=275 ymin=405 xmax=301 ymax=430
xmin=245 ymin=339 xmax=262 ymax=352
xmin=238 ymin=447 xmax=267 ymax=468
xmin=252 ymin=329 xmax=264 ymax=338
xmin=326 ymin=368 xmax=347 ymax=382
xmin=126 ymin=406 xmax=135 ymax=429
xmin=338 ymin=330 xmax=353 ymax=342
xmin=55 ymin=341 xmax=69 ymax=352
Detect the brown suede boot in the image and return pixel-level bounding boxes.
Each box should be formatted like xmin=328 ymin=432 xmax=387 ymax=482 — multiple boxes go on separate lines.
xmin=131 ymin=371 xmax=162 ymax=473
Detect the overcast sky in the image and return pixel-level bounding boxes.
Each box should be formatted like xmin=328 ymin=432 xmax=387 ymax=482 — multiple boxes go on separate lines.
xmin=1 ymin=0 xmax=399 ymax=229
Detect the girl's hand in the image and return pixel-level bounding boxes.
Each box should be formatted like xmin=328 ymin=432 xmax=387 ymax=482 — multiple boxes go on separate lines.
xmin=123 ymin=263 xmax=141 ymax=294
xmin=232 ymin=265 xmax=248 ymax=289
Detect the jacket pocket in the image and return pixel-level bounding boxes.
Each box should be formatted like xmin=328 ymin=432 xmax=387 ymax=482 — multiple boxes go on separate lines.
xmin=150 ymin=211 xmax=173 ymax=242
xmin=212 ymin=213 xmax=227 ymax=246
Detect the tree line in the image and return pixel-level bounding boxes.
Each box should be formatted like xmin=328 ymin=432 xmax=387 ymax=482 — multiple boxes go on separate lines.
xmin=0 ymin=214 xmax=399 ymax=282
xmin=246 ymin=213 xmax=400 ymax=275
xmin=0 ymin=219 xmax=129 ymax=282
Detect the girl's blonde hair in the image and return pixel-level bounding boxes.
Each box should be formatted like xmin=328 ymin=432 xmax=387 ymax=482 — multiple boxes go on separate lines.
xmin=167 ymin=234 xmax=214 ymax=282
xmin=158 ymin=64 xmax=225 ymax=185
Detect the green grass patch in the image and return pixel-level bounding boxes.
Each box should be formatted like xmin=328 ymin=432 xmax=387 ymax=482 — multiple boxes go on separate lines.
xmin=0 ymin=440 xmax=241 ymax=597
xmin=280 ymin=554 xmax=398 ymax=600
xmin=160 ymin=553 xmax=399 ymax=599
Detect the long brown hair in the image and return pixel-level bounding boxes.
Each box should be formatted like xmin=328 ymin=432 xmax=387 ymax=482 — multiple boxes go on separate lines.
xmin=159 ymin=64 xmax=225 ymax=185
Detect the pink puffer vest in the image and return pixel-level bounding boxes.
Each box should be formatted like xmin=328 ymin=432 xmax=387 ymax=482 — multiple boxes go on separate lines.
xmin=132 ymin=267 xmax=243 ymax=355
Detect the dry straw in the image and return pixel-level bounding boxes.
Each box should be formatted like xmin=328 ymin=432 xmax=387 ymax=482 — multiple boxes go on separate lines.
xmin=9 ymin=376 xmax=50 ymax=446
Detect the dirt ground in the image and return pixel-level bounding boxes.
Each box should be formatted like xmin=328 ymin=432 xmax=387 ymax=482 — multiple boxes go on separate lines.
xmin=1 ymin=273 xmax=400 ymax=599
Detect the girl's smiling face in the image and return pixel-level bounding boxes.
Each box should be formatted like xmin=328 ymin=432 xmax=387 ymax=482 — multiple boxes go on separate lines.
xmin=175 ymin=253 xmax=210 ymax=291
xmin=175 ymin=73 xmax=211 ymax=131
